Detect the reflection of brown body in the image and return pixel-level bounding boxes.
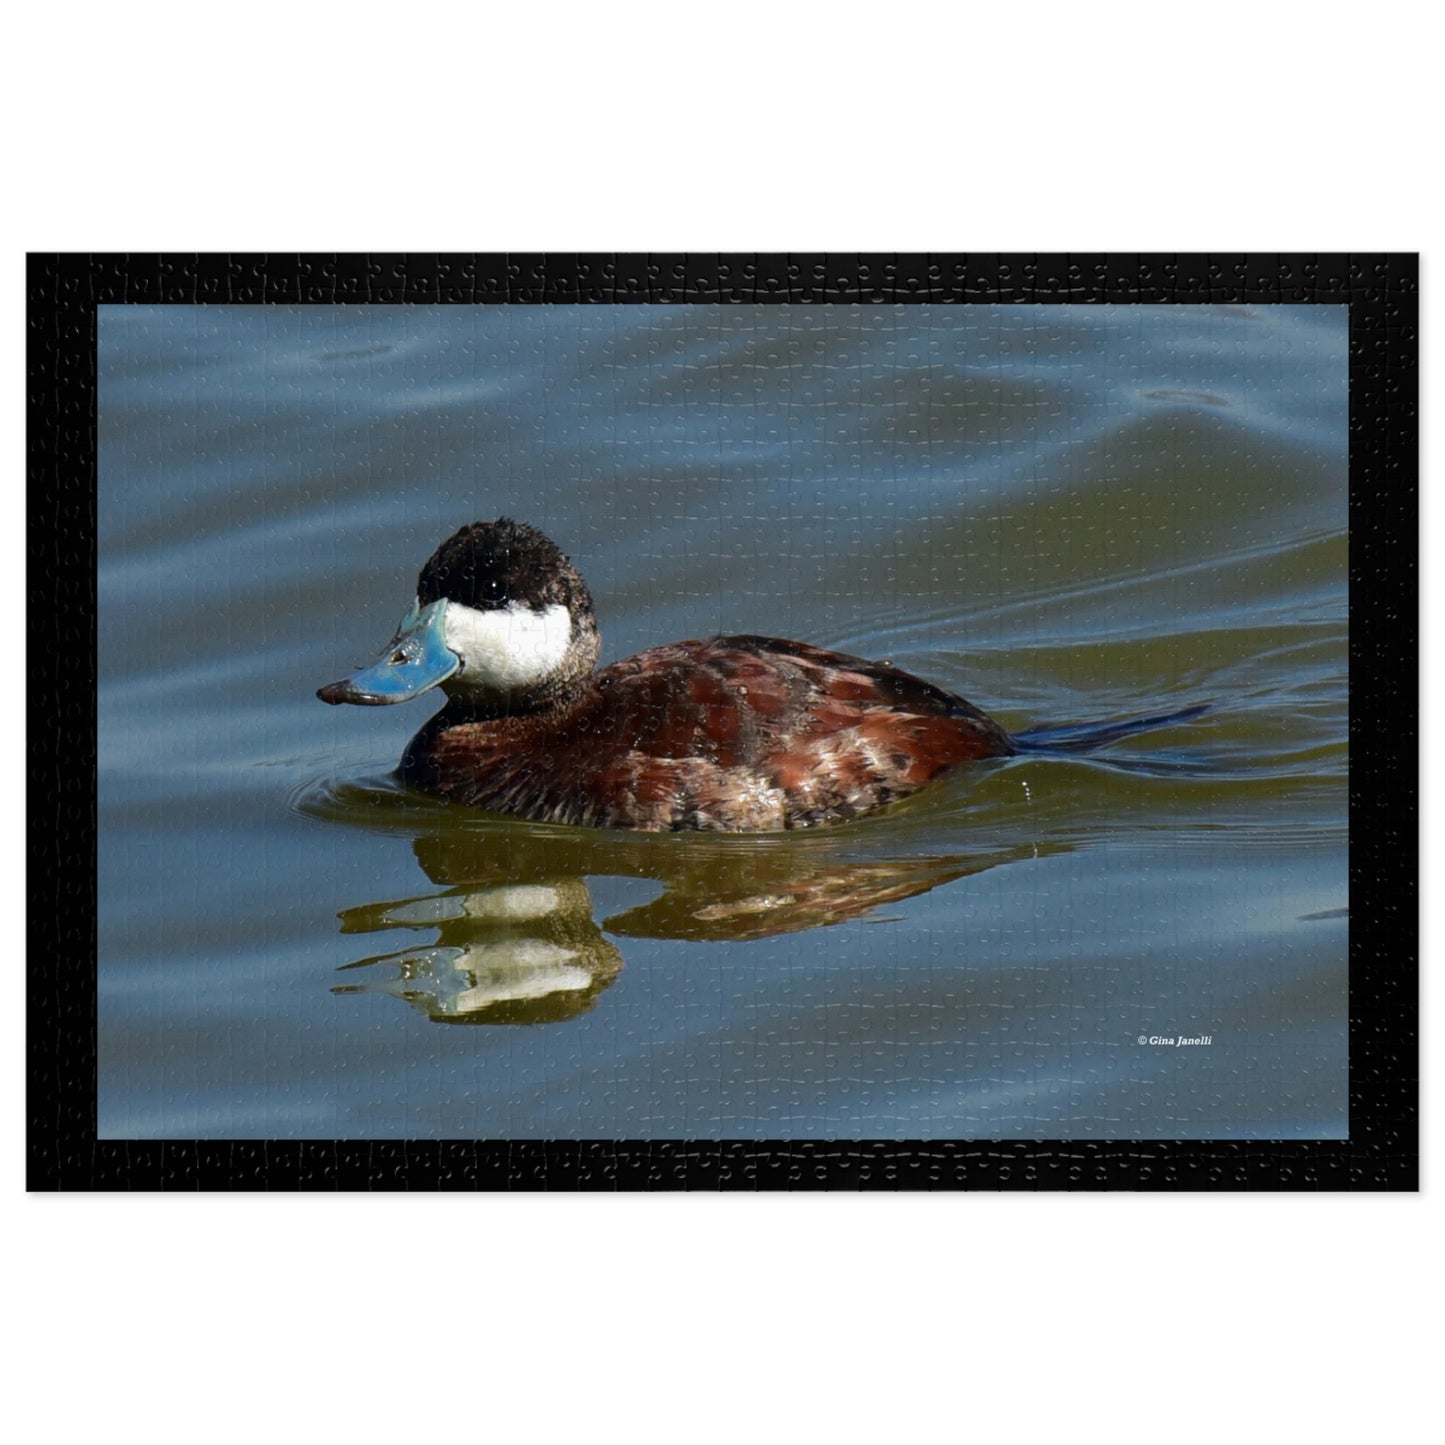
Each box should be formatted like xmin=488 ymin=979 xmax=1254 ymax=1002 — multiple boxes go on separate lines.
xmin=611 ymin=855 xmax=988 ymax=943
xmin=402 ymin=635 xmax=1013 ymax=832
xmin=410 ymin=829 xmax=1026 ymax=943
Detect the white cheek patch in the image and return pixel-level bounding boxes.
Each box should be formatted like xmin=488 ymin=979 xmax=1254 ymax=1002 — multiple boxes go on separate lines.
xmin=441 ymin=600 xmax=573 ymax=689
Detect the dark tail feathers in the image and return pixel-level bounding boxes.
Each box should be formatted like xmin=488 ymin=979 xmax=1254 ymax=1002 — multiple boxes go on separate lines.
xmin=1011 ymin=703 xmax=1211 ymax=754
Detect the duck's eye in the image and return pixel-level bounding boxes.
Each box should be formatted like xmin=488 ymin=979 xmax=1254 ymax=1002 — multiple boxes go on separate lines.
xmin=390 ymin=650 xmax=407 ymax=665
xmin=482 ymin=577 xmax=506 ymax=603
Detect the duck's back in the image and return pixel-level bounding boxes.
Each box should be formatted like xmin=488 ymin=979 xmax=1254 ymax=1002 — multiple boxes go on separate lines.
xmin=400 ymin=636 xmax=1014 ymax=832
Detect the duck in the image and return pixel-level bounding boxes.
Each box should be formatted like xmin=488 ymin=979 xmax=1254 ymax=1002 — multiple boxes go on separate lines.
xmin=318 ymin=519 xmax=1202 ymax=832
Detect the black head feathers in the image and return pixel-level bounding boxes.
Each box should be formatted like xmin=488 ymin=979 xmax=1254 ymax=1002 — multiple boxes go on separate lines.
xmin=416 ymin=518 xmax=594 ymax=618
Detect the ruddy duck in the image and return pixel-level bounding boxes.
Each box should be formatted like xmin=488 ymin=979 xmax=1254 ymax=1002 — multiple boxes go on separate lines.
xmin=319 ymin=519 xmax=1200 ymax=831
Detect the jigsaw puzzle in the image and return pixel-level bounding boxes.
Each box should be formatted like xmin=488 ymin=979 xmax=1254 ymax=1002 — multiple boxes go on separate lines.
xmin=29 ymin=253 xmax=1418 ymax=1190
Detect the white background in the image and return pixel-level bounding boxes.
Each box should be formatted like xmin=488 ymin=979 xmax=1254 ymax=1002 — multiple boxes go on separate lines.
xmin=4 ymin=4 xmax=1435 ymax=1440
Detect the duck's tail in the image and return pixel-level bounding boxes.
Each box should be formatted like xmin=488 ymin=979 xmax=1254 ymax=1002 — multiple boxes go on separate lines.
xmin=1010 ymin=703 xmax=1211 ymax=754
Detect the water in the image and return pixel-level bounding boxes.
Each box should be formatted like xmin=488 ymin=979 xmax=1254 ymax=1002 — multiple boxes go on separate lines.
xmin=97 ymin=303 xmax=1349 ymax=1139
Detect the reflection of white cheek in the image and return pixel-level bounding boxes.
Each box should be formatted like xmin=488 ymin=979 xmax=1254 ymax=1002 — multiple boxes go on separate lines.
xmin=451 ymin=941 xmax=591 ymax=1012
xmin=443 ymin=602 xmax=572 ymax=687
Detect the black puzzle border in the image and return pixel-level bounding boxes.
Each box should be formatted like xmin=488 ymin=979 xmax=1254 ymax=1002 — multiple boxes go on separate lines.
xmin=27 ymin=252 xmax=1418 ymax=1190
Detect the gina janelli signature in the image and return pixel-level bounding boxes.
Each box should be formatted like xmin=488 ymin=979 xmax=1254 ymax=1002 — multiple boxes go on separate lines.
xmin=1138 ymin=1034 xmax=1214 ymax=1047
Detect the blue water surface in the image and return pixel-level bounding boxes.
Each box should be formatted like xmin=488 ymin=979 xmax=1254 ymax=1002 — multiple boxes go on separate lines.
xmin=97 ymin=303 xmax=1348 ymax=1139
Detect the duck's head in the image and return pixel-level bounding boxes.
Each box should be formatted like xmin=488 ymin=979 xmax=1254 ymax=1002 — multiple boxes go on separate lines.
xmin=317 ymin=519 xmax=600 ymax=711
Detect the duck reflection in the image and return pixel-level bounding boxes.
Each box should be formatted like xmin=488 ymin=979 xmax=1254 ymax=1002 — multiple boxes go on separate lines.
xmin=334 ymin=876 xmax=623 ymax=1024
xmin=333 ymin=822 xmax=1047 ymax=1024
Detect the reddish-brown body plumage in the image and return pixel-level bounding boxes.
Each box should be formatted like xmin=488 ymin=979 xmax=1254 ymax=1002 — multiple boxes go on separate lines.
xmin=400 ymin=634 xmax=1014 ymax=831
